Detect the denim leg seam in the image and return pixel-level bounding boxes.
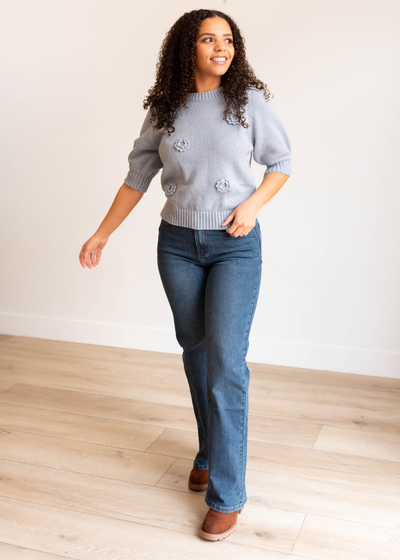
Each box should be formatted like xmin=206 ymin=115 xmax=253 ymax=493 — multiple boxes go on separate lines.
xmin=182 ymin=340 xmax=209 ymax=469
xmin=238 ymin=265 xmax=262 ymax=503
xmin=187 ymin=380 xmax=208 ymax=467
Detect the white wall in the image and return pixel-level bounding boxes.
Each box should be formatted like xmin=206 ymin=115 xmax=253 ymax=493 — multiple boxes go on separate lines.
xmin=1 ymin=0 xmax=399 ymax=377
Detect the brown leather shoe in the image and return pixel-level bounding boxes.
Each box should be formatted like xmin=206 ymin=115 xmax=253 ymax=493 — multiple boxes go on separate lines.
xmin=199 ymin=506 xmax=244 ymax=541
xmin=188 ymin=468 xmax=208 ymax=491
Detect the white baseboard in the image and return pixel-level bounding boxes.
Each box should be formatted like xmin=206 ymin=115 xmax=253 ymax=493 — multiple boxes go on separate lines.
xmin=0 ymin=311 xmax=399 ymax=378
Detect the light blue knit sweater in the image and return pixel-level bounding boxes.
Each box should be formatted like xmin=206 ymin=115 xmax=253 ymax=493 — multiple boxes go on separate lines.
xmin=123 ymin=86 xmax=291 ymax=229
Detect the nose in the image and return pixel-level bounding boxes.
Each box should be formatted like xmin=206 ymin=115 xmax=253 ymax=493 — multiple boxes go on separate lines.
xmin=214 ymin=44 xmax=226 ymax=53
xmin=214 ymin=38 xmax=226 ymax=51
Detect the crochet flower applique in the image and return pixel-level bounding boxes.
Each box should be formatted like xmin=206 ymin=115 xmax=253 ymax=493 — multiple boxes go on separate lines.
xmin=174 ymin=138 xmax=190 ymax=152
xmin=163 ymin=182 xmax=177 ymax=197
xmin=215 ymin=179 xmax=230 ymax=193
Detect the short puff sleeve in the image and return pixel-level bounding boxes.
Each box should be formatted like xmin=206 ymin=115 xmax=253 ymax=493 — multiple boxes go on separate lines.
xmin=248 ymin=88 xmax=292 ymax=177
xmin=123 ymin=108 xmax=164 ymax=193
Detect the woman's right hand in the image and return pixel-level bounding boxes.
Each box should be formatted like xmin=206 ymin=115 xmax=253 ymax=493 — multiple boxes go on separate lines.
xmin=79 ymin=234 xmax=109 ymax=269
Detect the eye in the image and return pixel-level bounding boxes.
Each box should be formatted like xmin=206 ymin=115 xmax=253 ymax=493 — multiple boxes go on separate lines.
xmin=202 ymin=38 xmax=233 ymax=43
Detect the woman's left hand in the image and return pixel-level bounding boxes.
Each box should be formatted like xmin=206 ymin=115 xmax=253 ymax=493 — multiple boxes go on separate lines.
xmin=221 ymin=198 xmax=260 ymax=237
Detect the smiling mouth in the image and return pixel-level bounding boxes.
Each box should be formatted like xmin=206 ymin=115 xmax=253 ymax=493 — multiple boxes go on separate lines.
xmin=210 ymin=57 xmax=228 ymax=64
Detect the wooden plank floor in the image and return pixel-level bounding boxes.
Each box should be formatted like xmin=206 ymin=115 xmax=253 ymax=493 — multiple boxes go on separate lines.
xmin=0 ymin=333 xmax=399 ymax=559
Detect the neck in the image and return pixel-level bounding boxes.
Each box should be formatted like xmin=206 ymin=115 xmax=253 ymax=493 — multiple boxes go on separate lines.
xmin=191 ymin=78 xmax=222 ymax=94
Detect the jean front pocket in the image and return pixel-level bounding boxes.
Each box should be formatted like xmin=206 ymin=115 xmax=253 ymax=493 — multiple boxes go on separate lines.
xmin=160 ymin=218 xmax=172 ymax=227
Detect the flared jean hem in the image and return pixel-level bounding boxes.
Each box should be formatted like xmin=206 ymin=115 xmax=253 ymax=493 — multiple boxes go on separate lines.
xmin=205 ymin=497 xmax=247 ymax=513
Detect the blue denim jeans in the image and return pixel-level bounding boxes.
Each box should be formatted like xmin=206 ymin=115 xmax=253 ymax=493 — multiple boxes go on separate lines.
xmin=157 ymin=218 xmax=262 ymax=513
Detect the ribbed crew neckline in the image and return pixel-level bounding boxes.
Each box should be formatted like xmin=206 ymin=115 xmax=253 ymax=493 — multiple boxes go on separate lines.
xmin=186 ymin=86 xmax=224 ymax=101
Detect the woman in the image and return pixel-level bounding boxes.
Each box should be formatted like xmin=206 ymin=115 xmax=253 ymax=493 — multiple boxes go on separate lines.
xmin=79 ymin=9 xmax=291 ymax=542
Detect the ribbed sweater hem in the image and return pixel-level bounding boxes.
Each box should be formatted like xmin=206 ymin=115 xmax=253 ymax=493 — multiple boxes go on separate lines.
xmin=160 ymin=206 xmax=232 ymax=230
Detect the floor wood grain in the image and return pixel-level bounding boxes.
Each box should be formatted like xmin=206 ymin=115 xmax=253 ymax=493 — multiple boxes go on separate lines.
xmin=0 ymin=542 xmax=68 ymax=560
xmin=0 ymin=334 xmax=399 ymax=559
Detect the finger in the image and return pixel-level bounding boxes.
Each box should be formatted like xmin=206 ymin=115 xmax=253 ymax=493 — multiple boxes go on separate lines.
xmin=238 ymin=225 xmax=253 ymax=237
xmin=227 ymin=223 xmax=240 ymax=236
xmin=84 ymin=253 xmax=93 ymax=269
xmin=221 ymin=214 xmax=234 ymax=227
xmin=224 ymin=217 xmax=237 ymax=234
xmin=89 ymin=253 xmax=97 ymax=267
xmin=79 ymin=252 xmax=87 ymax=268
xmin=231 ymin=225 xmax=243 ymax=237
xmin=93 ymin=252 xmax=102 ymax=266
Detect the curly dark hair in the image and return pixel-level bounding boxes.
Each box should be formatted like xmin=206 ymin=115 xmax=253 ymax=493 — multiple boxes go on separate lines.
xmin=143 ymin=9 xmax=273 ymax=136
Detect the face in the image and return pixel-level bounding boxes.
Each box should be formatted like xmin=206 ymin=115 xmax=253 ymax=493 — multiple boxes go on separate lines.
xmin=194 ymin=17 xmax=235 ymax=80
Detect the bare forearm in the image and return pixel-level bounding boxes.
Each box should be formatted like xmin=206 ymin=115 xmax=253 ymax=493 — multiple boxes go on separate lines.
xmin=95 ymin=183 xmax=144 ymax=238
xmin=249 ymin=172 xmax=290 ymax=212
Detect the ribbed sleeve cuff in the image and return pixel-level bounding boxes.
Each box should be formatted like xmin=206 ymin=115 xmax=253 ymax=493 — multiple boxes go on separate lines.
xmin=264 ymin=158 xmax=291 ymax=177
xmin=123 ymin=169 xmax=159 ymax=193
